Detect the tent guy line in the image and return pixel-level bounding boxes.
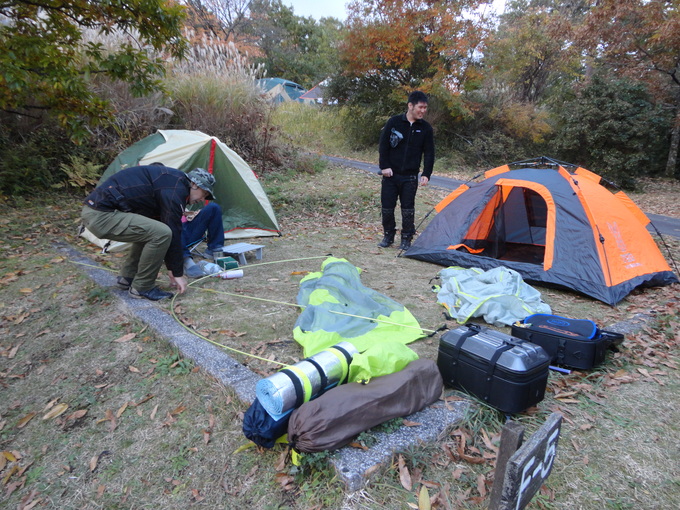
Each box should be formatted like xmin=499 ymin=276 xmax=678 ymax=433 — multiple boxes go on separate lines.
xmin=69 ymin=258 xmax=440 ymax=365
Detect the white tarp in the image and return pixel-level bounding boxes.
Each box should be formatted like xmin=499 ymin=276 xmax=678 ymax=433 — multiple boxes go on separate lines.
xmin=435 ymin=266 xmax=551 ymax=327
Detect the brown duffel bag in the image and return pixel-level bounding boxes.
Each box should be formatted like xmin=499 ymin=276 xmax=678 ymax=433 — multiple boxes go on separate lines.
xmin=287 ymin=358 xmax=443 ymax=453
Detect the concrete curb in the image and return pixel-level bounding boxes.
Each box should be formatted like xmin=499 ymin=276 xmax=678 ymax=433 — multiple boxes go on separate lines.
xmin=332 ymin=401 xmax=469 ymax=491
xmin=59 ymin=242 xmax=468 ymax=491
xmin=58 ymin=242 xmax=259 ymax=403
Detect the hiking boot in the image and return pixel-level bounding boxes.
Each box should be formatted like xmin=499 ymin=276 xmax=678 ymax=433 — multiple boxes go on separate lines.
xmin=116 ymin=276 xmax=133 ymax=290
xmin=399 ymin=235 xmax=413 ymax=251
xmin=378 ymin=231 xmax=396 ymax=248
xmin=129 ymin=286 xmax=174 ymax=301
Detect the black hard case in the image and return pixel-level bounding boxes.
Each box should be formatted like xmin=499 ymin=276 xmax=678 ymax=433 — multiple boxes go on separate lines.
xmin=437 ymin=324 xmax=551 ymax=414
xmin=510 ymin=323 xmax=623 ymax=370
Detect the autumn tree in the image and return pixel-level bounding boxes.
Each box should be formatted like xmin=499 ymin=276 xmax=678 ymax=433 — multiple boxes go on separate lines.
xmin=183 ymin=0 xmax=252 ymax=40
xmin=329 ymin=0 xmax=492 ymax=148
xmin=487 ymin=0 xmax=584 ymax=103
xmin=446 ymin=0 xmax=584 ymax=165
xmin=578 ymin=0 xmax=680 ymax=178
xmin=0 ymin=0 xmax=187 ymax=140
xmin=340 ymin=0 xmax=490 ymax=97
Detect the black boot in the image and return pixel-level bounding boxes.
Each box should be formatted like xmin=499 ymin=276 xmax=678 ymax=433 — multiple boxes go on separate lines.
xmin=378 ymin=230 xmax=396 ymax=248
xmin=399 ymin=234 xmax=413 ymax=251
xmin=399 ymin=207 xmax=415 ymax=250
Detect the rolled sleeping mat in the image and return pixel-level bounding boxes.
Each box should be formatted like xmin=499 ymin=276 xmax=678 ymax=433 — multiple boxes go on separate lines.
xmin=256 ymin=342 xmax=358 ymax=420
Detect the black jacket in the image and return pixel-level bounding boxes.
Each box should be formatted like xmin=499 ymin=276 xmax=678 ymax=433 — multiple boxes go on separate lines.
xmin=379 ymin=114 xmax=435 ymax=178
xmin=84 ymin=165 xmax=191 ymax=276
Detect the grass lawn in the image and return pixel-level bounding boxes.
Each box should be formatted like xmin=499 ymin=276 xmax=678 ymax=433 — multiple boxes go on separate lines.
xmin=1 ymin=161 xmax=679 ymax=509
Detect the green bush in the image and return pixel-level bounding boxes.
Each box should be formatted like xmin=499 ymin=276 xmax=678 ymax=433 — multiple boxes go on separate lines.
xmin=550 ymin=73 xmax=672 ymax=186
xmin=0 ymin=125 xmax=98 ymax=197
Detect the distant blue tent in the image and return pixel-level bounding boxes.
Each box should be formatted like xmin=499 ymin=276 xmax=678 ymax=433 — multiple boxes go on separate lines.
xmin=256 ymin=78 xmax=313 ymax=104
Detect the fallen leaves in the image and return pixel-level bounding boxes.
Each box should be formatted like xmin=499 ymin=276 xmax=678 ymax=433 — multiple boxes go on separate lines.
xmin=89 ymin=451 xmax=111 ymax=473
xmin=17 ymin=488 xmax=40 ymax=510
xmin=418 ymin=485 xmax=431 ymax=510
xmin=96 ymin=409 xmax=117 ymax=432
xmin=204 ymin=409 xmax=215 ymax=445
xmin=275 ymin=472 xmax=295 ymax=491
xmin=116 ymin=402 xmax=128 ymax=418
xmin=8 ymin=342 xmax=22 ymax=359
xmin=42 ymin=403 xmax=68 ymax=420
xmin=450 ymin=429 xmax=487 ymax=465
xmin=16 ymin=412 xmax=36 ymax=429
xmin=398 ymin=454 xmax=412 ymax=491
xmin=2 ymin=451 xmax=34 ymax=500
xmin=113 ymin=333 xmax=136 ymax=343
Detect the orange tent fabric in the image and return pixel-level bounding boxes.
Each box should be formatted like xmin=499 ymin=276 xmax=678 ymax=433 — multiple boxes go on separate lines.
xmin=406 ymin=158 xmax=678 ymax=305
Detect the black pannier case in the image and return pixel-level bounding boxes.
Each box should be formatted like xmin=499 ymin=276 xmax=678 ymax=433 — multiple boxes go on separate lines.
xmin=437 ymin=324 xmax=550 ymax=414
xmin=511 ymin=314 xmax=624 ymax=370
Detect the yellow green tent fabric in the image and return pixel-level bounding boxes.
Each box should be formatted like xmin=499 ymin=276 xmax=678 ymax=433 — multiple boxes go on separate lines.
xmin=348 ymin=341 xmax=419 ymax=384
xmin=293 ymin=258 xmax=424 ymax=358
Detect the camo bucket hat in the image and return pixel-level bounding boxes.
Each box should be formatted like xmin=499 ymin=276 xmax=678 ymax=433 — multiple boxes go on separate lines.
xmin=187 ymin=168 xmax=215 ymax=199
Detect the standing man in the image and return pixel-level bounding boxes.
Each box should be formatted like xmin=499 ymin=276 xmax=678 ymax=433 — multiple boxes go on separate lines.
xmin=378 ymin=90 xmax=435 ymax=250
xmin=81 ymin=165 xmax=216 ymax=301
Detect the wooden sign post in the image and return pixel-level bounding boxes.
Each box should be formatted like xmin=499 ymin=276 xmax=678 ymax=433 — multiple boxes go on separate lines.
xmin=489 ymin=413 xmax=562 ymax=510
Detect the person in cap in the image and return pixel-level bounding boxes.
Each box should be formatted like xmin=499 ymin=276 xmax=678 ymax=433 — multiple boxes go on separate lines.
xmin=146 ymin=162 xmax=226 ymax=278
xmin=81 ymin=165 xmax=216 ymax=300
xmin=378 ymin=90 xmax=435 ymax=250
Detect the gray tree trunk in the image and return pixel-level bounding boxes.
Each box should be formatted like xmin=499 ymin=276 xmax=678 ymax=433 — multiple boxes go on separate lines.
xmin=667 ymin=105 xmax=680 ymax=179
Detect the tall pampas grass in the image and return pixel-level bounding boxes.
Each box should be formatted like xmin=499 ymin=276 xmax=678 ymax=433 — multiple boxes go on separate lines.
xmin=166 ymin=32 xmax=280 ymax=165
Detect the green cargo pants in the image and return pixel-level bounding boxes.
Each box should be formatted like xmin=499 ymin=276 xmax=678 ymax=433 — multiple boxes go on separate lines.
xmin=81 ymin=206 xmax=172 ymax=292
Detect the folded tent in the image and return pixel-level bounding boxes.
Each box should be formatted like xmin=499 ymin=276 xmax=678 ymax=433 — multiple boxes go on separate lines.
xmin=404 ymin=157 xmax=678 ymax=305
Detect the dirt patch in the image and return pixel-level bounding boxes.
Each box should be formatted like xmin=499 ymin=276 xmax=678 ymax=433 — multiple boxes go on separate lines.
xmin=629 ymin=177 xmax=680 ymax=218
xmin=1 ymin=164 xmax=679 ymax=509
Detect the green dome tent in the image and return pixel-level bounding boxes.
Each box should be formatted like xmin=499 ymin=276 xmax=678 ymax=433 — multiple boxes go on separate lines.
xmin=82 ymin=130 xmax=279 ymax=251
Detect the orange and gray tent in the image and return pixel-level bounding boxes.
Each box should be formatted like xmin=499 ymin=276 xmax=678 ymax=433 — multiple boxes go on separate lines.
xmin=405 ymin=157 xmax=678 ymax=305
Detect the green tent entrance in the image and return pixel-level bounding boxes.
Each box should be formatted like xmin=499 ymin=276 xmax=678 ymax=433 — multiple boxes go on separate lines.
xmin=97 ymin=129 xmax=280 ymax=240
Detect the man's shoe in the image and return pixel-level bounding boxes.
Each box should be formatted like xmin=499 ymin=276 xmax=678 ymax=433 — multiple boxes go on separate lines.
xmin=185 ymin=264 xmax=206 ymax=278
xmin=399 ymin=236 xmax=413 ymax=251
xmin=129 ymin=286 xmax=174 ymax=301
xmin=116 ymin=276 xmax=133 ymax=290
xmin=378 ymin=231 xmax=396 ymax=248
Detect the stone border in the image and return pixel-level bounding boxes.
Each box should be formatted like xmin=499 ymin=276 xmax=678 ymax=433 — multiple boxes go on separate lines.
xmin=59 ymin=242 xmax=469 ymax=490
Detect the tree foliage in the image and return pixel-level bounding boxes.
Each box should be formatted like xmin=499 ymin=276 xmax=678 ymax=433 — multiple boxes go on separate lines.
xmin=551 ymin=73 xmax=672 ymax=184
xmin=0 ymin=0 xmax=187 ymax=140
xmin=486 ymin=0 xmax=582 ymax=103
xmin=247 ymin=0 xmax=343 ymax=88
xmin=340 ymin=0 xmax=490 ymax=96
xmin=183 ymin=0 xmax=252 ymax=40
xmin=578 ymin=0 xmax=680 ymax=177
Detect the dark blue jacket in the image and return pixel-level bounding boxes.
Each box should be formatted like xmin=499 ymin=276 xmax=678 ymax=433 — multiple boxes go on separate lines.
xmin=84 ymin=165 xmax=190 ymax=276
xmin=379 ymin=114 xmax=435 ymax=178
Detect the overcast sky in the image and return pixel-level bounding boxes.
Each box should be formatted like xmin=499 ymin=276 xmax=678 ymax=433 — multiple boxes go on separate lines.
xmin=284 ymin=0 xmax=506 ymax=21
xmin=285 ymin=0 xmax=348 ymax=21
